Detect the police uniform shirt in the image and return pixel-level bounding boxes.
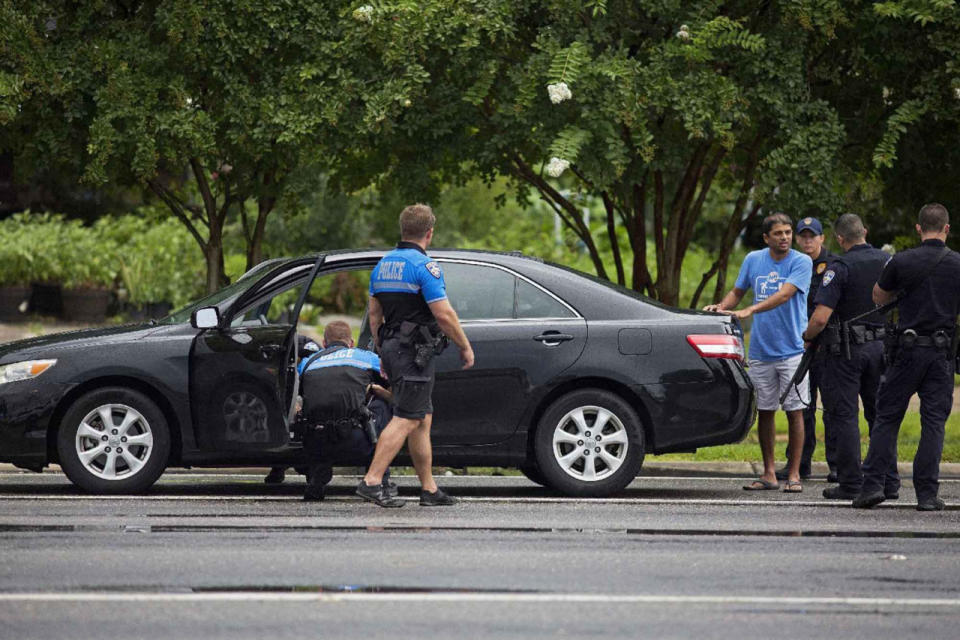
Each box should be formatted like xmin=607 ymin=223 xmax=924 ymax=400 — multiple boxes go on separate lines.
xmin=814 ymin=243 xmax=888 ymax=326
xmin=877 ymin=239 xmax=960 ymax=333
xmin=369 ymin=241 xmax=447 ymax=329
xmin=297 ymin=344 xmax=383 ymax=421
xmin=807 ymin=247 xmax=833 ymax=318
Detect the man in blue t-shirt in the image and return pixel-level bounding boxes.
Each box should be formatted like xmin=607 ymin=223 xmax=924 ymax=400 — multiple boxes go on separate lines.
xmin=705 ymin=212 xmax=812 ymax=493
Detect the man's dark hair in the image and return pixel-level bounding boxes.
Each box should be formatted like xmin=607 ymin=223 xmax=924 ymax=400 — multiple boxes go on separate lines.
xmin=399 ymin=203 xmax=436 ymax=240
xmin=762 ymin=212 xmax=792 ymax=235
xmin=834 ymin=213 xmax=866 ymax=242
xmin=918 ymin=203 xmax=949 ymax=233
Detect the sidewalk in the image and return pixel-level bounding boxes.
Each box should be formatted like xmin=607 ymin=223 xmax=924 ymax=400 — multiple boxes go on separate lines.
xmin=2 ymin=461 xmax=959 ymax=479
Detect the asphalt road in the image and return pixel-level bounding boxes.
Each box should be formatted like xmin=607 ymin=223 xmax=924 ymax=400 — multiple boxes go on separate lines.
xmin=1 ymin=470 xmax=959 ymax=639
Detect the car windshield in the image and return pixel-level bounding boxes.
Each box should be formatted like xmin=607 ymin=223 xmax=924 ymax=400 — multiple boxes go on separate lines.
xmin=157 ymin=260 xmax=288 ymax=325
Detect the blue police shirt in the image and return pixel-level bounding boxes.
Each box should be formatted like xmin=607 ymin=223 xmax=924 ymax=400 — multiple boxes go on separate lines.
xmin=734 ymin=248 xmax=812 ymax=361
xmin=369 ymin=241 xmax=447 ymax=329
xmin=298 ymin=346 xmax=381 ymax=376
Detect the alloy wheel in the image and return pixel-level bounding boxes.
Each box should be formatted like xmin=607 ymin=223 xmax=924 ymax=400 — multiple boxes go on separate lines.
xmin=74 ymin=404 xmax=155 ymax=480
xmin=551 ymin=405 xmax=629 ymax=482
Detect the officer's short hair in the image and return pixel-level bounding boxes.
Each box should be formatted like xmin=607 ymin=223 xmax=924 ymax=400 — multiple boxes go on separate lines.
xmin=834 ymin=213 xmax=866 ymax=242
xmin=323 ymin=321 xmax=353 ymax=345
xmin=918 ymin=203 xmax=949 ymax=232
xmin=400 ymin=204 xmax=436 ymax=240
xmin=762 ymin=212 xmax=792 ymax=235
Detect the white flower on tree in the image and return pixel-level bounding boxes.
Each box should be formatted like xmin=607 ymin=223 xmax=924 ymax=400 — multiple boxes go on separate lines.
xmin=676 ymin=24 xmax=691 ymax=41
xmin=353 ymin=5 xmax=374 ymax=22
xmin=547 ymin=82 xmax=572 ymax=104
xmin=546 ymin=157 xmax=570 ymax=177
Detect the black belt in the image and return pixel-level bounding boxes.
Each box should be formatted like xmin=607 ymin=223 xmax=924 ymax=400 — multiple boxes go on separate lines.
xmin=896 ymin=329 xmax=953 ymax=348
xmin=850 ymin=325 xmax=885 ymax=344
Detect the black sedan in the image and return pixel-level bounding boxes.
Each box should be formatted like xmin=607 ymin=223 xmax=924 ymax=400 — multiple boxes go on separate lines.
xmin=0 ymin=249 xmax=755 ymax=496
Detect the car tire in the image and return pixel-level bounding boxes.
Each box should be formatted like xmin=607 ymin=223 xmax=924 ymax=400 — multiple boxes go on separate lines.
xmin=57 ymin=387 xmax=171 ymax=494
xmin=534 ymin=389 xmax=644 ymax=497
xmin=519 ymin=462 xmax=550 ymax=487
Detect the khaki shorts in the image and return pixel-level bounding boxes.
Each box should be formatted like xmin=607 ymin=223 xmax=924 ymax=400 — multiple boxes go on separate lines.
xmin=747 ymin=354 xmax=809 ymax=412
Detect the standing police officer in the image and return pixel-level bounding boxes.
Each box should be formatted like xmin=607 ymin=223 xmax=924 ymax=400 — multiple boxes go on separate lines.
xmin=801 ymin=213 xmax=899 ymax=501
xmin=357 ymin=204 xmax=475 ymax=508
xmin=855 ymin=203 xmax=960 ymax=511
xmin=777 ymin=217 xmax=833 ymax=482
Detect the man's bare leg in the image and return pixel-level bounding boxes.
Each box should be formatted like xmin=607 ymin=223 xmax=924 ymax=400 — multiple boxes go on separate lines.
xmin=406 ymin=414 xmax=438 ymax=493
xmin=363 ymin=416 xmax=419 ymax=486
xmin=756 ymin=409 xmax=778 ymax=483
xmin=785 ymin=409 xmax=805 ymax=484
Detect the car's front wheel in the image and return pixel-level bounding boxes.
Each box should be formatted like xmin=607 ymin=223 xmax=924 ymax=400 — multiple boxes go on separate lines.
xmin=57 ymin=387 xmax=171 ymax=494
xmin=534 ymin=389 xmax=644 ymax=497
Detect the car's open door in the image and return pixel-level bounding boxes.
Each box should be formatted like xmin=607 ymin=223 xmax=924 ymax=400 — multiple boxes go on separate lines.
xmin=188 ymin=255 xmax=324 ymax=454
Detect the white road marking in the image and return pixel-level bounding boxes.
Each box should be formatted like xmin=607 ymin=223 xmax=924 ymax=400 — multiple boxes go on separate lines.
xmin=0 ymin=591 xmax=958 ymax=607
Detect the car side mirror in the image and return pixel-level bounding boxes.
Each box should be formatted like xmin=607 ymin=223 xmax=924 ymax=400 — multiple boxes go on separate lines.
xmin=191 ymin=307 xmax=221 ymax=330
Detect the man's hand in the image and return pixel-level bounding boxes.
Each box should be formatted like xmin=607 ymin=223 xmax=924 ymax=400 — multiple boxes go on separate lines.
xmin=702 ymin=304 xmax=724 ymax=312
xmin=722 ymin=307 xmax=753 ymax=320
xmin=460 ymin=345 xmax=475 ymax=370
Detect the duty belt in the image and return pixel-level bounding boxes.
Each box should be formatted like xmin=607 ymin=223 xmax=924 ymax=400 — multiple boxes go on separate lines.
xmin=896 ymin=329 xmax=952 ymax=348
xmin=849 ymin=325 xmax=886 ymax=345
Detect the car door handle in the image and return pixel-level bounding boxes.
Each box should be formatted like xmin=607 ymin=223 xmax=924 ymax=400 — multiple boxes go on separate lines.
xmin=533 ymin=332 xmax=574 ymax=346
xmin=259 ymin=344 xmax=282 ymax=359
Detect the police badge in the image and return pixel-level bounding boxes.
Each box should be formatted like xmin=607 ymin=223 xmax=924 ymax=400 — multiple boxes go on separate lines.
xmin=425 ymin=261 xmax=442 ymax=278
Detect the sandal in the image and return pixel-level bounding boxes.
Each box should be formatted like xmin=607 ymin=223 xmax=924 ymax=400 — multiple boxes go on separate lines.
xmin=743 ymin=479 xmax=779 ymax=491
xmin=783 ymin=481 xmax=803 ymax=493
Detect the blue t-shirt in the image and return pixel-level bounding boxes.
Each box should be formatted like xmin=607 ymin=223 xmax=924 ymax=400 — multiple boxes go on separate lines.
xmin=735 ymin=248 xmax=812 ymax=361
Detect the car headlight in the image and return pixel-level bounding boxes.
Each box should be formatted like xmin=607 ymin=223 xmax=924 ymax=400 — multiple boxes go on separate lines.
xmin=0 ymin=360 xmax=57 ymax=384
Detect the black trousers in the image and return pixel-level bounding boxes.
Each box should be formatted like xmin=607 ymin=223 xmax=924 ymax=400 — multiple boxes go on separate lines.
xmin=305 ymin=397 xmax=393 ymax=491
xmin=861 ymin=346 xmax=953 ymax=501
xmin=820 ymin=340 xmax=899 ymax=493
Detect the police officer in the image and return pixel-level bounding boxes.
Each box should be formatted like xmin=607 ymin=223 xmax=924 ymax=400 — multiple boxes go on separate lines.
xmin=777 ymin=217 xmax=833 ymax=482
xmin=801 ymin=213 xmax=899 ymax=501
xmin=357 ymin=204 xmax=475 ymax=508
xmin=298 ymin=321 xmax=396 ymax=502
xmin=855 ymin=203 xmax=960 ymax=511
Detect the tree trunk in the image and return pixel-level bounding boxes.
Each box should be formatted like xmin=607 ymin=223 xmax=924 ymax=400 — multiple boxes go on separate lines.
xmin=246 ymin=196 xmax=275 ymax=271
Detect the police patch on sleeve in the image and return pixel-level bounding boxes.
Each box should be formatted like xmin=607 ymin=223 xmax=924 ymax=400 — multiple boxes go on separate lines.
xmin=425 ymin=261 xmax=442 ymax=279
xmin=821 ymin=269 xmax=835 ymax=286
xmin=302 ymin=340 xmax=320 ymax=352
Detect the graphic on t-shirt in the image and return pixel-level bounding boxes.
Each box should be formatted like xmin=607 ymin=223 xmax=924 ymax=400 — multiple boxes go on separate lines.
xmin=754 ymin=270 xmax=783 ymax=301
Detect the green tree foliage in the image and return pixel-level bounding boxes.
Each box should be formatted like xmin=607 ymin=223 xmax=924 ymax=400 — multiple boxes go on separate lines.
xmin=0 ymin=1 xmax=349 ymax=292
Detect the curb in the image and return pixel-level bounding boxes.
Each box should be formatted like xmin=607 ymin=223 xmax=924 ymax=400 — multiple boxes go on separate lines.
xmin=2 ymin=461 xmax=959 ymax=479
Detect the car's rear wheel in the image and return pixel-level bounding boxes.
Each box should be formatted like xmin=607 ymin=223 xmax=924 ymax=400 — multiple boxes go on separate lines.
xmin=57 ymin=387 xmax=171 ymax=494
xmin=534 ymin=389 xmax=644 ymax=497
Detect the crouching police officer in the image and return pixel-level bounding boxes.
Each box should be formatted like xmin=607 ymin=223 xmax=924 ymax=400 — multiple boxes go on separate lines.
xmin=298 ymin=321 xmax=396 ymax=502
xmin=801 ymin=213 xmax=899 ymax=501
xmin=357 ymin=203 xmax=474 ymax=508
xmin=855 ymin=203 xmax=960 ymax=511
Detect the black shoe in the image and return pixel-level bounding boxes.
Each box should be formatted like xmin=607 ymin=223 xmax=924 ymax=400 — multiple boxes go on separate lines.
xmin=916 ymin=497 xmax=945 ymax=512
xmin=356 ymin=480 xmax=404 ymax=508
xmin=852 ymin=491 xmax=886 ymax=509
xmin=264 ymin=468 xmax=285 ymax=484
xmin=826 ymin=472 xmax=838 ymax=483
xmin=420 ymin=487 xmax=457 ymax=506
xmin=885 ymin=490 xmax=899 ymax=501
xmin=775 ymin=467 xmax=811 ymax=481
xmin=823 ymin=487 xmax=859 ymax=500
xmin=303 ymin=485 xmax=325 ymax=502
xmin=382 ymin=480 xmax=399 ymax=500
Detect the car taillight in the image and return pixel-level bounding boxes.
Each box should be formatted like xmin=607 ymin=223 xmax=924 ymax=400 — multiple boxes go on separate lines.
xmin=686 ymin=334 xmax=745 ymax=361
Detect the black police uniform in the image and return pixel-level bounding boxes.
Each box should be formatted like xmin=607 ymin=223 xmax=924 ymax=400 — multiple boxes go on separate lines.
xmin=794 ymin=246 xmax=833 ymax=477
xmin=298 ymin=342 xmax=392 ymax=498
xmin=369 ymin=241 xmax=448 ymax=420
xmin=860 ymin=239 xmax=960 ymax=505
xmin=814 ymin=243 xmax=899 ymax=496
